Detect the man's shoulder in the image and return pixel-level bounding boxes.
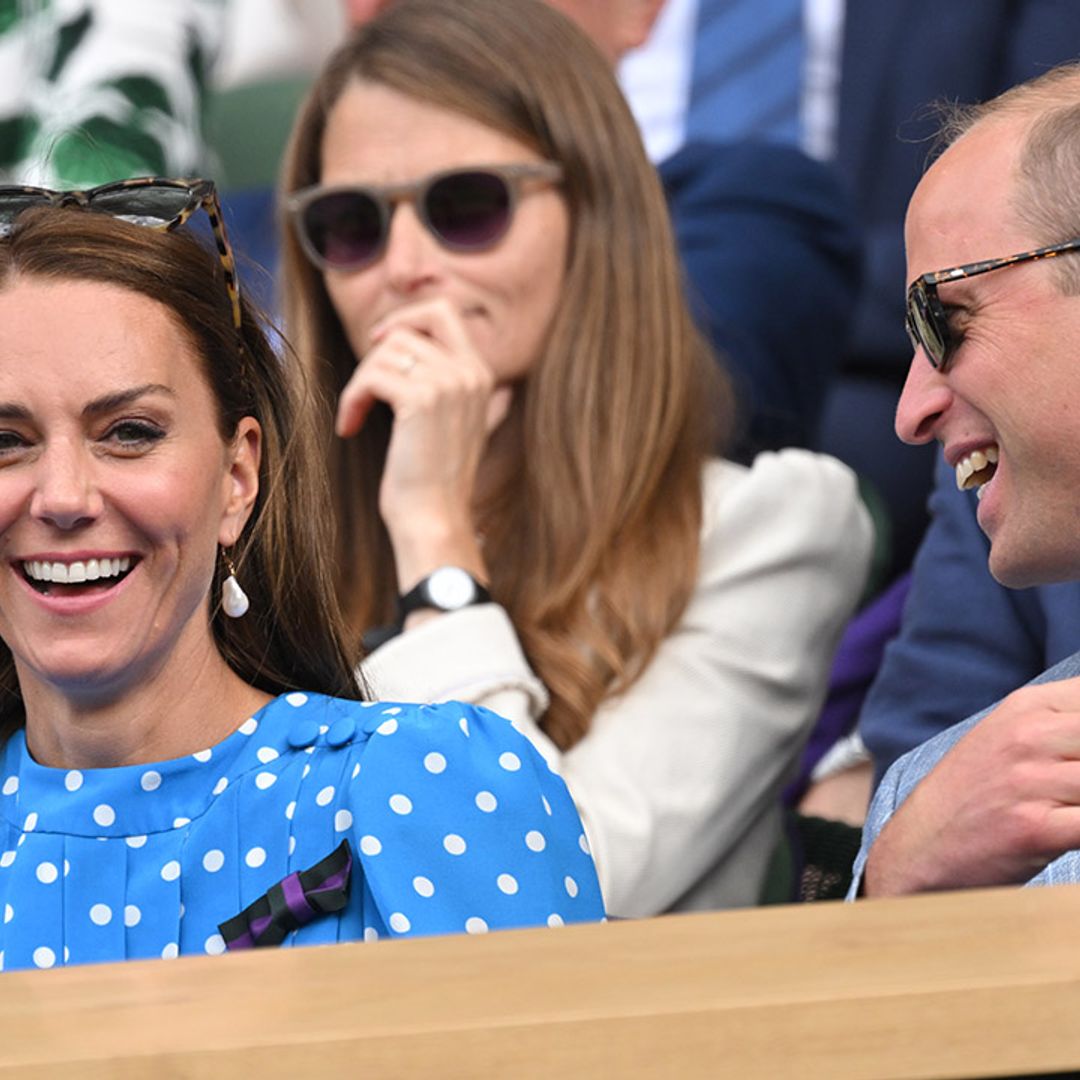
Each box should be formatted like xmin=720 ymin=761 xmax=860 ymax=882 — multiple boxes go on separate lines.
xmin=658 ymin=139 xmax=841 ymax=197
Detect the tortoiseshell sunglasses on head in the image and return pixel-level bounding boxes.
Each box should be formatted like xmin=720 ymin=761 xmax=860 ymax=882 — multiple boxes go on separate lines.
xmin=0 ymin=177 xmax=241 ymax=330
xmin=906 ymin=236 xmax=1080 ymax=372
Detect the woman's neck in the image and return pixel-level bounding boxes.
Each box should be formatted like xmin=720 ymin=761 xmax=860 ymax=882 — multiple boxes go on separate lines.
xmin=18 ymin=637 xmax=273 ymax=770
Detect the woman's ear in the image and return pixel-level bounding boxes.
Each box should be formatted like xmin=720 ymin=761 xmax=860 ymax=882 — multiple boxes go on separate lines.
xmin=218 ymin=417 xmax=262 ymax=547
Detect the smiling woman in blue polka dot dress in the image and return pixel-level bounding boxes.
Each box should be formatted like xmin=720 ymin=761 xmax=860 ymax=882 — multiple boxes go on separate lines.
xmin=0 ymin=194 xmax=603 ymax=972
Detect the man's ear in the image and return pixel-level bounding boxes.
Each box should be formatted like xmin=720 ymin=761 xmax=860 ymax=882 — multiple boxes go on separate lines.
xmin=218 ymin=417 xmax=262 ymax=548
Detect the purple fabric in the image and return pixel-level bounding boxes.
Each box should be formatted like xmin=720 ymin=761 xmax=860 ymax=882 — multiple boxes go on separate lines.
xmin=280 ymin=871 xmax=315 ymax=924
xmin=220 ymin=839 xmax=353 ymax=951
xmin=310 ymin=853 xmax=351 ymax=901
xmin=783 ymin=571 xmax=911 ymax=806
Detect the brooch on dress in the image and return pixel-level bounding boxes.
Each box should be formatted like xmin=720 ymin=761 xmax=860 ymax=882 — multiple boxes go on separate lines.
xmin=218 ymin=839 xmax=353 ymax=950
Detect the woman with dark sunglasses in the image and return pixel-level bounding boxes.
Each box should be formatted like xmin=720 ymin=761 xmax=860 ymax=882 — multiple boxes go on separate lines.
xmin=280 ymin=0 xmax=874 ymax=916
xmin=0 ymin=197 xmax=602 ymax=971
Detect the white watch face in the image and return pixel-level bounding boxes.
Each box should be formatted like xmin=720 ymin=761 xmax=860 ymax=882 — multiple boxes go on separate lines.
xmin=427 ymin=567 xmax=476 ymax=610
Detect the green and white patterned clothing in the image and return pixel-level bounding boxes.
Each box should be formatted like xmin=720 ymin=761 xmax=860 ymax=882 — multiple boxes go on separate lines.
xmin=0 ymin=0 xmax=224 ymax=187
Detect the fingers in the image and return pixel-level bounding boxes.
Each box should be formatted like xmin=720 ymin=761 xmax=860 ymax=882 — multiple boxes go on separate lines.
xmin=369 ymin=296 xmax=476 ymax=357
xmin=986 ymin=680 xmax=1080 ymax=761
xmin=864 ymin=690 xmax=1080 ymax=896
xmin=335 ymin=328 xmax=444 ymax=438
xmin=486 ymin=385 xmax=514 ymax=435
xmin=338 ymin=301 xmax=494 ymax=439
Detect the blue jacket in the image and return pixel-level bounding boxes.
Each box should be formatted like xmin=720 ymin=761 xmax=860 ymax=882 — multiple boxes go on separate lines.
xmin=660 ymin=139 xmax=860 ymax=458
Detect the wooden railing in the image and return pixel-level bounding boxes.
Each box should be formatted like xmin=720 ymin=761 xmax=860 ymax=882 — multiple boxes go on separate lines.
xmin=2 ymin=884 xmax=1080 ymax=1077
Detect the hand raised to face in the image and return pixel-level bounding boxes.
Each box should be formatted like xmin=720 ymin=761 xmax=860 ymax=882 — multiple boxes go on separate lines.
xmin=336 ymin=297 xmax=510 ymax=593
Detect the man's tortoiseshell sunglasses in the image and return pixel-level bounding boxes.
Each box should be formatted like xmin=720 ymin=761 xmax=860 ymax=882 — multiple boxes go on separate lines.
xmin=0 ymin=177 xmax=241 ymax=330
xmin=906 ymin=236 xmax=1080 ymax=372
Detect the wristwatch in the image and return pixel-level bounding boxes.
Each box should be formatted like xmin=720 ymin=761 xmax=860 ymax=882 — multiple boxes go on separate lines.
xmin=397 ymin=566 xmax=492 ymax=621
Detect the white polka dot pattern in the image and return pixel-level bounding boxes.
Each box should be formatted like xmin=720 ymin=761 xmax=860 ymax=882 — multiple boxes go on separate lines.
xmin=0 ymin=693 xmax=602 ymax=971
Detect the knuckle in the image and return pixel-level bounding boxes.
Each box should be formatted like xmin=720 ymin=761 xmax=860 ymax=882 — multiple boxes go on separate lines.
xmin=999 ymin=806 xmax=1043 ymax=852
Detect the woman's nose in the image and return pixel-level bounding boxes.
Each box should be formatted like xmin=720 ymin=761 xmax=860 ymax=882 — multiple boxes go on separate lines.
xmin=895 ymin=350 xmax=953 ymax=445
xmin=382 ymin=202 xmax=442 ymax=293
xmin=29 ymin=441 xmax=103 ymax=530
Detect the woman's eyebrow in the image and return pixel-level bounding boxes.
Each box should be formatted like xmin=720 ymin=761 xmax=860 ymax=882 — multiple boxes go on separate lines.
xmin=0 ymin=384 xmax=176 ymax=423
xmin=81 ymin=383 xmax=176 ymax=419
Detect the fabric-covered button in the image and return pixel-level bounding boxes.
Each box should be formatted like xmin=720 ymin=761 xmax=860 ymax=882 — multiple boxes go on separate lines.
xmin=287 ymin=720 xmax=320 ymax=749
xmin=326 ymin=717 xmax=356 ymax=748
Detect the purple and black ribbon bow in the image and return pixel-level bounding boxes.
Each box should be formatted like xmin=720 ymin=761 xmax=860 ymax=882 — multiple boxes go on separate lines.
xmin=219 ymin=839 xmax=353 ymax=950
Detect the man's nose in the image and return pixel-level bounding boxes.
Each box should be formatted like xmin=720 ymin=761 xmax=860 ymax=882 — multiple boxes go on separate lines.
xmin=895 ymin=350 xmax=953 ymax=445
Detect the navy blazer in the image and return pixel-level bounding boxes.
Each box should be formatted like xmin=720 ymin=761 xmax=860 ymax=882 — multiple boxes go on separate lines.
xmin=660 ymin=139 xmax=860 ymax=458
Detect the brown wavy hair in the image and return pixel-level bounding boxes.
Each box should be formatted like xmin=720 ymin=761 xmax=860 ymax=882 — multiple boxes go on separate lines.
xmin=280 ymin=0 xmax=730 ymax=749
xmin=0 ymin=206 xmax=362 ymax=734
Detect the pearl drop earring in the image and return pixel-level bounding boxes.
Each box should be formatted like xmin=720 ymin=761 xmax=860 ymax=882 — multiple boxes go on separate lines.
xmin=221 ymin=551 xmax=250 ymax=618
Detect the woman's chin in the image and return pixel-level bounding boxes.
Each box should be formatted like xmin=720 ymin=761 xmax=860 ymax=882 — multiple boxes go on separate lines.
xmin=15 ymin=647 xmax=140 ymax=703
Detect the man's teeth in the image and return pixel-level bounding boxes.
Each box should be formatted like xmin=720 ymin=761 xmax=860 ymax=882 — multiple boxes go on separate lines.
xmin=955 ymin=446 xmax=1000 ymax=491
xmin=23 ymin=557 xmax=131 ymax=584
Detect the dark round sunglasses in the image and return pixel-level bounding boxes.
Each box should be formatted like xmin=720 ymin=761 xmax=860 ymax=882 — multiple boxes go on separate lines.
xmin=287 ymin=162 xmax=563 ymax=273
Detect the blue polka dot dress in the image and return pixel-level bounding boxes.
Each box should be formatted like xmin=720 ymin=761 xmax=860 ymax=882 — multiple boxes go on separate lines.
xmin=0 ymin=693 xmax=605 ymax=971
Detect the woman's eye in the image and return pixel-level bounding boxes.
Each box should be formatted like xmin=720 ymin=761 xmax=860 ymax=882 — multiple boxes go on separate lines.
xmin=104 ymin=420 xmax=166 ymax=447
xmin=0 ymin=431 xmax=27 ymax=454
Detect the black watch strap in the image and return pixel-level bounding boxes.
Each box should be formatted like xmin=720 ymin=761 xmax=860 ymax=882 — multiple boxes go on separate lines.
xmin=397 ymin=566 xmax=492 ymax=622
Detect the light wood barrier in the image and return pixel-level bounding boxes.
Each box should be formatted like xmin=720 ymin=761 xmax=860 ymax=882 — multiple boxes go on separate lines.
xmin=2 ymin=884 xmax=1080 ymax=1077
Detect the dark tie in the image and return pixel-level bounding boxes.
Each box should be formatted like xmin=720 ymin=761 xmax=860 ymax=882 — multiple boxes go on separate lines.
xmin=685 ymin=0 xmax=804 ymax=145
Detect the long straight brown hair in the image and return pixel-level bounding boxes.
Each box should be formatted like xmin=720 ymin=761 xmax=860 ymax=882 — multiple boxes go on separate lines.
xmin=0 ymin=207 xmax=362 ymax=736
xmin=280 ymin=0 xmax=730 ymax=749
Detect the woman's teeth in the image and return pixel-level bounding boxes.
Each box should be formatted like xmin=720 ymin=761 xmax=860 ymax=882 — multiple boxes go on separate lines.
xmin=23 ymin=557 xmax=131 ymax=584
xmin=955 ymin=446 xmax=999 ymax=492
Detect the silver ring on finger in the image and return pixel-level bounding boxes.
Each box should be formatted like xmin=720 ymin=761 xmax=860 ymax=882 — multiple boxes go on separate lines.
xmin=392 ymin=352 xmax=419 ymax=375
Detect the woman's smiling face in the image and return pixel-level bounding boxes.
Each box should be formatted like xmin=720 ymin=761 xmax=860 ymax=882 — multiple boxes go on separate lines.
xmin=0 ymin=277 xmax=260 ymax=704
